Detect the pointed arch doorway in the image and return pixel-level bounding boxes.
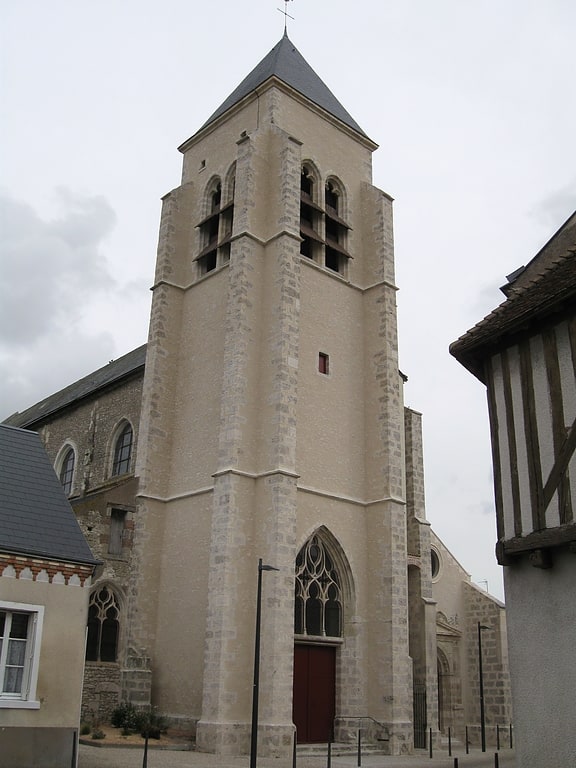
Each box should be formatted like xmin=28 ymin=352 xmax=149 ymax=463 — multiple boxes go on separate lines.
xmin=292 ymin=533 xmax=343 ymax=743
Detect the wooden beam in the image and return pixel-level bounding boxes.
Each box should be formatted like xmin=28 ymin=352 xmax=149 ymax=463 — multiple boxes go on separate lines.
xmin=501 ymin=349 xmax=523 ymax=536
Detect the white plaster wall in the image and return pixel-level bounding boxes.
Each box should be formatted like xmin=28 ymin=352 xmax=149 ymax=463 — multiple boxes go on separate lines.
xmin=0 ymin=577 xmax=89 ymax=728
xmin=503 ymin=549 xmax=576 ymax=768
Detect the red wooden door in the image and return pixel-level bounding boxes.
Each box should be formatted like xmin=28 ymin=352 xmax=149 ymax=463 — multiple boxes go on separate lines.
xmin=293 ymin=644 xmax=336 ymax=743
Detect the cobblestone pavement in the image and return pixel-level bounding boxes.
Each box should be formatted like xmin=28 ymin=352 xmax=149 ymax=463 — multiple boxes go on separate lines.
xmin=79 ymin=744 xmax=516 ymax=768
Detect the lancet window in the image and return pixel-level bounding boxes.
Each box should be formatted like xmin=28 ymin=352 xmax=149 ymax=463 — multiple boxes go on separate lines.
xmin=112 ymin=422 xmax=133 ymax=476
xmin=294 ymin=535 xmax=342 ymax=638
xmin=59 ymin=446 xmax=75 ymax=496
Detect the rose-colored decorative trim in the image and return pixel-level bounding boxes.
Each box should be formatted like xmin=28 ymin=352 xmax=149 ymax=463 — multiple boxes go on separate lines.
xmin=0 ymin=553 xmax=93 ymax=586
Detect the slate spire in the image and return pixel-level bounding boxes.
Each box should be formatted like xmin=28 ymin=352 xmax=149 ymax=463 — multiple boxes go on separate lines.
xmin=198 ymin=34 xmax=367 ymax=137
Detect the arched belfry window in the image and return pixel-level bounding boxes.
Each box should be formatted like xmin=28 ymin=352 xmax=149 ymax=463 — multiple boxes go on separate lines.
xmin=300 ymin=165 xmax=322 ymax=260
xmin=299 ymin=168 xmax=351 ymax=276
xmin=86 ymin=587 xmax=120 ymax=662
xmin=324 ymin=179 xmax=350 ymax=274
xmin=295 ymin=535 xmax=342 ymax=638
xmin=196 ymin=170 xmax=235 ymax=275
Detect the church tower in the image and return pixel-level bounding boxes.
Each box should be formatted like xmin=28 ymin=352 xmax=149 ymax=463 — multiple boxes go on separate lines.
xmin=126 ymin=33 xmax=431 ymax=757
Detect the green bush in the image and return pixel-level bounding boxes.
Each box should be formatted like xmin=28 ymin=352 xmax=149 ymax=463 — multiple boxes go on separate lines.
xmin=79 ymin=722 xmax=91 ymax=736
xmin=110 ymin=702 xmax=167 ymax=739
xmin=91 ymin=729 xmax=106 ymax=740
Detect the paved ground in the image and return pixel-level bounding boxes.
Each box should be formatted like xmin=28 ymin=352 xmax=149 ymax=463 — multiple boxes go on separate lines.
xmin=78 ymin=744 xmax=516 ymax=768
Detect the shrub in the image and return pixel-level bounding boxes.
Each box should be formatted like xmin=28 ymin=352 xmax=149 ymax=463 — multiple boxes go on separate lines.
xmin=80 ymin=722 xmax=91 ymax=736
xmin=91 ymin=729 xmax=106 ymax=740
xmin=110 ymin=702 xmax=167 ymax=739
xmin=111 ymin=701 xmax=146 ymax=734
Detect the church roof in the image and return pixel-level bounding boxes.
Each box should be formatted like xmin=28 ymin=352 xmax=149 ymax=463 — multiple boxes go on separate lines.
xmin=3 ymin=345 xmax=147 ymax=429
xmin=197 ymin=33 xmax=368 ymax=138
xmin=0 ymin=424 xmax=97 ymax=566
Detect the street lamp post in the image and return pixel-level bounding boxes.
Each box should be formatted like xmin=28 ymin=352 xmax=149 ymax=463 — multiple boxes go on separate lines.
xmin=478 ymin=622 xmax=490 ymax=752
xmin=250 ymin=558 xmax=279 ymax=768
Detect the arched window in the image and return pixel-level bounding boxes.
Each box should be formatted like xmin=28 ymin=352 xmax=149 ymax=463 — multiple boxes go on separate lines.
xmin=59 ymin=447 xmax=75 ymax=496
xmin=86 ymin=587 xmax=120 ymax=662
xmin=112 ymin=423 xmax=133 ymax=476
xmin=300 ymin=164 xmax=321 ymax=260
xmin=324 ymin=179 xmax=350 ymax=274
xmin=295 ymin=535 xmax=342 ymax=637
xmin=196 ymin=170 xmax=235 ymax=275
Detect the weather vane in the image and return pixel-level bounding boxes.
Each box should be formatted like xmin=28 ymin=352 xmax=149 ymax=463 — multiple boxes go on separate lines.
xmin=277 ymin=0 xmax=294 ymax=33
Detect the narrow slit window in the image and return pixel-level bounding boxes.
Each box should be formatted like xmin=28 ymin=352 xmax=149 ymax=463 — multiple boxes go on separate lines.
xmin=318 ymin=352 xmax=329 ymax=375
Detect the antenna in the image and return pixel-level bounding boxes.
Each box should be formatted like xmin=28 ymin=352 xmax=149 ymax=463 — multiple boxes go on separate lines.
xmin=277 ymin=0 xmax=294 ymax=34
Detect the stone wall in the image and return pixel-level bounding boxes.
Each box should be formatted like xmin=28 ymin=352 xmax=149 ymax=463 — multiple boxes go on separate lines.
xmin=464 ymin=582 xmax=512 ymax=745
xmin=82 ymin=663 xmax=122 ymax=724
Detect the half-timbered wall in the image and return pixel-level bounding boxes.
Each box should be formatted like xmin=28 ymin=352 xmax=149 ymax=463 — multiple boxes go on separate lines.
xmin=486 ymin=316 xmax=576 ymax=558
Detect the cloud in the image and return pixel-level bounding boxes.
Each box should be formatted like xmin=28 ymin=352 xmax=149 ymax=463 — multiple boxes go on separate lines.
xmin=0 ymin=190 xmax=134 ymax=420
xmin=0 ymin=190 xmax=116 ymax=346
xmin=534 ymin=179 xmax=576 ymax=228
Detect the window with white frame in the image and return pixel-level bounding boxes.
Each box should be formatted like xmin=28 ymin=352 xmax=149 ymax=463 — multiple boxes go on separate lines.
xmin=0 ymin=602 xmax=43 ymax=708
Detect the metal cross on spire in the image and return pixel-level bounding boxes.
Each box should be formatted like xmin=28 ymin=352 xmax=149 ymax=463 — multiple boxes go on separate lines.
xmin=277 ymin=0 xmax=294 ymax=34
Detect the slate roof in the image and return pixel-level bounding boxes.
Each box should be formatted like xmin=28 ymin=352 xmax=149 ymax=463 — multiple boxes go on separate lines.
xmin=0 ymin=424 xmax=97 ymax=565
xmin=450 ymin=212 xmax=576 ymax=382
xmin=3 ymin=344 xmax=147 ymax=429
xmin=193 ymin=33 xmax=369 ymax=139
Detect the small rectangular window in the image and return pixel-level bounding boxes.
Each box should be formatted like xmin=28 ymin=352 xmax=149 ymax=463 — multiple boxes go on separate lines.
xmin=109 ymin=509 xmax=126 ymax=555
xmin=318 ymin=353 xmax=329 ymax=375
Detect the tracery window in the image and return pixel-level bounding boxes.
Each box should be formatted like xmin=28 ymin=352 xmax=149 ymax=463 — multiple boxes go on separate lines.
xmin=86 ymin=587 xmax=120 ymax=662
xmin=59 ymin=447 xmax=75 ymax=496
xmin=294 ymin=535 xmax=342 ymax=637
xmin=112 ymin=423 xmax=133 ymax=476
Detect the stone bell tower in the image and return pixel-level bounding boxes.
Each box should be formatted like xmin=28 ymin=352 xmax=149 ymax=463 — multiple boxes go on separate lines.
xmin=127 ymin=32 xmax=419 ymax=757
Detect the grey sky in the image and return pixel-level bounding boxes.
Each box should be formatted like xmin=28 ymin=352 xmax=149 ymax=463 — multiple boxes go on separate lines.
xmin=1 ymin=0 xmax=575 ymax=601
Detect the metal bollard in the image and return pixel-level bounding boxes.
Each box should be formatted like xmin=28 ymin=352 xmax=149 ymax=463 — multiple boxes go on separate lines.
xmin=497 ymin=723 xmax=500 ymax=750
xmin=429 ymin=728 xmax=433 ymax=758
xmin=357 ymin=728 xmax=362 ymax=767
xmin=292 ymin=733 xmax=297 ymax=768
xmin=448 ymin=726 xmax=452 ymax=756
xmin=465 ymin=725 xmax=469 ymax=754
xmin=141 ymin=733 xmax=149 ymax=768
xmin=494 ymin=751 xmax=499 ymax=768
xmin=454 ymin=759 xmax=459 ymax=768
xmin=327 ymin=738 xmax=332 ymax=768
xmin=509 ymin=723 xmax=513 ymax=749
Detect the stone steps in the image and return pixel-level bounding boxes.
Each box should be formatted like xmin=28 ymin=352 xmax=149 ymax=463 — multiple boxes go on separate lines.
xmin=296 ymin=742 xmax=389 ymax=757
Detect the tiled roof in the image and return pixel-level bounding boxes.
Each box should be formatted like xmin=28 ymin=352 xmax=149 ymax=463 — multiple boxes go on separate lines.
xmin=190 ymin=33 xmax=369 ymax=140
xmin=0 ymin=424 xmax=97 ymax=565
xmin=3 ymin=344 xmax=146 ymax=429
xmin=450 ymin=212 xmax=576 ymax=381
